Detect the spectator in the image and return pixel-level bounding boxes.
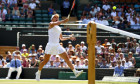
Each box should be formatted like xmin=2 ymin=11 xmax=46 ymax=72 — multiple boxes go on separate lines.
xmin=106 ymin=56 xmax=111 ymax=67
xmin=35 ymin=0 xmax=41 ymax=8
xmin=12 ymin=4 xmax=20 ymax=18
xmin=58 ymin=60 xmax=66 ymax=68
xmin=100 ymin=58 xmax=109 ymax=68
xmin=21 ymin=56 xmax=30 ymax=67
xmin=102 ymin=2 xmax=110 ymax=11
xmin=117 ymin=20 xmax=125 ymax=30
xmin=23 ymin=1 xmax=29 ymax=12
xmin=127 ymin=42 xmax=135 ymax=53
xmin=122 ymin=3 xmax=129 ymax=13
xmin=6 ymin=54 xmax=22 ymax=79
xmin=38 ymin=45 xmax=44 ymax=53
xmin=54 ymin=55 xmax=60 ymax=67
xmin=82 ymin=59 xmax=88 ymax=68
xmin=98 ymin=56 xmax=103 ymax=67
xmin=20 ymin=8 xmax=25 ymax=18
xmin=29 ymin=44 xmax=36 ymax=54
xmin=0 ymin=55 xmax=3 ymax=67
xmin=95 ymin=58 xmax=100 ymax=68
xmin=119 ymin=53 xmax=125 ymax=61
xmin=75 ymin=59 xmax=82 ymax=68
xmin=67 ymin=44 xmax=74 ymax=56
xmin=6 ymin=53 xmax=12 ymax=63
xmin=136 ymin=44 xmax=140 ymax=55
xmin=83 ymin=4 xmax=91 ymax=16
xmin=12 ymin=47 xmax=22 ymax=58
xmin=27 ymin=7 xmax=33 ymax=18
xmin=90 ymin=7 xmax=96 ymax=17
xmin=5 ymin=9 xmax=13 ymax=21
xmin=49 ymin=60 xmax=55 ymax=68
xmin=80 ymin=41 xmax=87 ymax=52
xmin=20 ymin=44 xmax=27 ymax=53
xmin=71 ymin=56 xmax=77 ymax=65
xmin=48 ymin=4 xmax=55 ymax=15
xmin=0 ymin=3 xmax=7 ymax=21
xmin=133 ymin=39 xmax=139 ymax=49
xmin=110 ymin=53 xmax=116 ymax=63
xmin=75 ymin=44 xmax=83 ymax=57
xmin=128 ymin=52 xmax=136 ymax=66
xmin=134 ymin=2 xmax=140 ymax=12
xmin=29 ymin=0 xmax=36 ymax=10
xmin=111 ymin=9 xmax=116 ymax=17
xmin=30 ymin=54 xmax=38 ymax=68
xmin=94 ymin=4 xmax=100 ymax=13
xmin=8 ymin=0 xmax=17 ymax=9
xmin=113 ymin=61 xmax=124 ymax=77
xmin=95 ymin=41 xmax=104 ymax=54
xmin=38 ymin=55 xmax=44 ymax=63
xmin=37 ymin=48 xmax=44 ymax=59
xmin=62 ymin=0 xmax=70 ymax=16
xmin=124 ymin=57 xmax=133 ymax=69
xmin=21 ymin=49 xmax=29 ymax=58
xmin=64 ymin=28 xmax=72 ymax=35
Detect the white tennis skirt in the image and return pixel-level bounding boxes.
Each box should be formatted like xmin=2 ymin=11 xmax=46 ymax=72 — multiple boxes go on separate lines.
xmin=45 ymin=43 xmax=66 ymax=55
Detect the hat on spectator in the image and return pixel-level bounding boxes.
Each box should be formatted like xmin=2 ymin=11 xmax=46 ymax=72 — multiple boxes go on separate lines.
xmin=32 ymin=44 xmax=35 ymax=46
xmin=15 ymin=54 xmax=20 ymax=57
xmin=22 ymin=44 xmax=26 ymax=47
xmin=39 ymin=45 xmax=42 ymax=48
xmin=23 ymin=49 xmax=27 ymax=52
xmin=40 ymin=55 xmax=44 ymax=58
xmin=68 ymin=41 xmax=72 ymax=44
xmin=117 ymin=48 xmax=122 ymax=51
xmin=110 ymin=53 xmax=114 ymax=56
xmin=29 ymin=54 xmax=32 ymax=57
xmin=127 ymin=37 xmax=130 ymax=40
xmin=76 ymin=59 xmax=80 ymax=62
xmin=106 ymin=42 xmax=111 ymax=45
xmin=38 ymin=48 xmax=42 ymax=50
xmin=60 ymin=60 xmax=64 ymax=63
xmin=32 ymin=54 xmax=37 ymax=57
xmin=85 ymin=59 xmax=88 ymax=61
xmin=72 ymin=56 xmax=77 ymax=59
xmin=128 ymin=52 xmax=133 ymax=55
xmin=56 ymin=55 xmax=59 ymax=58
xmin=81 ymin=41 xmax=85 ymax=44
xmin=134 ymin=39 xmax=137 ymax=42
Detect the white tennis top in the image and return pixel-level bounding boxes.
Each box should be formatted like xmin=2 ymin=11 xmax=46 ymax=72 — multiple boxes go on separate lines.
xmin=48 ymin=25 xmax=62 ymax=44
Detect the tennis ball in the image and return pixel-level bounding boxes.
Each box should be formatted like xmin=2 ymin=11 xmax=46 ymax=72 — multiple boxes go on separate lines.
xmin=113 ymin=6 xmax=116 ymax=10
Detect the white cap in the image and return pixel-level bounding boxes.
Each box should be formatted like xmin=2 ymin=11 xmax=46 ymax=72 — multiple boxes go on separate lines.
xmin=81 ymin=41 xmax=85 ymax=44
xmin=22 ymin=44 xmax=26 ymax=47
xmin=23 ymin=49 xmax=27 ymax=51
xmin=106 ymin=42 xmax=111 ymax=45
xmin=68 ymin=41 xmax=72 ymax=44
xmin=56 ymin=55 xmax=59 ymax=58
xmin=39 ymin=45 xmax=42 ymax=48
xmin=51 ymin=15 xmax=55 ymax=20
xmin=76 ymin=59 xmax=80 ymax=62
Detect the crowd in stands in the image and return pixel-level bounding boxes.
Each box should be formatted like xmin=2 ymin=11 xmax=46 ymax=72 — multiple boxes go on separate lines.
xmin=0 ymin=0 xmax=41 ymax=22
xmin=0 ymin=37 xmax=139 ymax=69
xmin=79 ymin=1 xmax=140 ymax=29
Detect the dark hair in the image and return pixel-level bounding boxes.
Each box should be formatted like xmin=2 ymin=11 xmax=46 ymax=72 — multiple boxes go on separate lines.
xmin=0 ymin=55 xmax=3 ymax=60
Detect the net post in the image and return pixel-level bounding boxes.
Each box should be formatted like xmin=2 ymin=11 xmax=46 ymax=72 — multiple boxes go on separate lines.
xmin=87 ymin=21 xmax=96 ymax=84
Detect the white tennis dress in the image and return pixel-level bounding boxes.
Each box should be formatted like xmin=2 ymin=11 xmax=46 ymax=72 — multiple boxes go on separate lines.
xmin=45 ymin=25 xmax=66 ymax=55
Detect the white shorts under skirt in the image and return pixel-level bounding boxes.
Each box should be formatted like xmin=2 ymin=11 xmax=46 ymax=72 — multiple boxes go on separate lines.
xmin=45 ymin=43 xmax=66 ymax=55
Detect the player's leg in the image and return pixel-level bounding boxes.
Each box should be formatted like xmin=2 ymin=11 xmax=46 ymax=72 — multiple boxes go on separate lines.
xmin=6 ymin=67 xmax=16 ymax=79
xmin=59 ymin=52 xmax=83 ymax=77
xmin=36 ymin=54 xmax=51 ymax=81
xmin=16 ymin=67 xmax=22 ymax=79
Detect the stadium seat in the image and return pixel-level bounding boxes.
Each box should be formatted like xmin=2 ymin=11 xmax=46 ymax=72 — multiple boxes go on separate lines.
xmin=35 ymin=14 xmax=42 ymax=18
xmin=35 ymin=10 xmax=42 ymax=14
xmin=26 ymin=18 xmax=33 ymax=21
xmin=42 ymin=10 xmax=48 ymax=14
xmin=36 ymin=18 xmax=42 ymax=21
xmin=19 ymin=18 xmax=26 ymax=21
xmin=42 ymin=14 xmax=48 ymax=18
xmin=56 ymin=10 xmax=61 ymax=14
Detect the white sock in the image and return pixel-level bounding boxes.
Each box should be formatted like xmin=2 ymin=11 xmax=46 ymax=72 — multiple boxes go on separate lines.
xmin=38 ymin=70 xmax=41 ymax=73
xmin=72 ymin=69 xmax=77 ymax=73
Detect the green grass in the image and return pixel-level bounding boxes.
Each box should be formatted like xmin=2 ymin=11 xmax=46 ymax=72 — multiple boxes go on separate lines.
xmin=0 ymin=79 xmax=137 ymax=84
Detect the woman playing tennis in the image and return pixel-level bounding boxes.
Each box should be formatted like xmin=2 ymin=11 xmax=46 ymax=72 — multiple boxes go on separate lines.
xmin=35 ymin=14 xmax=83 ymax=81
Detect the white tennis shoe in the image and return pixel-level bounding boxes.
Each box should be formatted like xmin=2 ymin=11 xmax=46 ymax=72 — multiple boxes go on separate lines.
xmin=35 ymin=71 xmax=41 ymax=81
xmin=74 ymin=70 xmax=83 ymax=78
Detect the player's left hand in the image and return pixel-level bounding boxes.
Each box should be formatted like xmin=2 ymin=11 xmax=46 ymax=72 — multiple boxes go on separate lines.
xmin=69 ymin=34 xmax=76 ymax=41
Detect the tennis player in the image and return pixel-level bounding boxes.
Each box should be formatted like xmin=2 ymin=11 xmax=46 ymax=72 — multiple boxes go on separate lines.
xmin=35 ymin=14 xmax=83 ymax=81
